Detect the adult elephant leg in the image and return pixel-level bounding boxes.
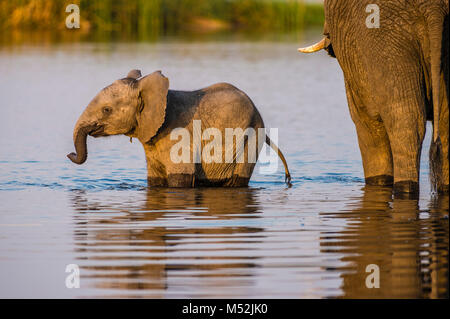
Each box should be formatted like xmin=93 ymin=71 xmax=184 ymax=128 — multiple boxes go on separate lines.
xmin=355 ymin=122 xmax=394 ymax=186
xmin=346 ymin=83 xmax=393 ymax=186
xmin=437 ymin=101 xmax=449 ymax=193
xmin=432 ymin=75 xmax=449 ymax=193
xmin=383 ymin=98 xmax=426 ymax=195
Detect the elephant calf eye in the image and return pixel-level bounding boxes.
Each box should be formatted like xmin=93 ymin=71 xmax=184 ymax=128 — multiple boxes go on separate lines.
xmin=103 ymin=107 xmax=112 ymax=115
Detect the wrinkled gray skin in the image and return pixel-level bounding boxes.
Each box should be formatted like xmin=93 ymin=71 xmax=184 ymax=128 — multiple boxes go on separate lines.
xmin=68 ymin=70 xmax=291 ymax=187
xmin=314 ymin=0 xmax=449 ymax=195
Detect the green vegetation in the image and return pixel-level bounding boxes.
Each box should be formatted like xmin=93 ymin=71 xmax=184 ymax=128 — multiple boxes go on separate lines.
xmin=0 ymin=0 xmax=324 ymax=42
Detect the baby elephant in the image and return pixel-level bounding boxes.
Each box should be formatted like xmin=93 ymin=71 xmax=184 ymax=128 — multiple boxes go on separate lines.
xmin=68 ymin=70 xmax=291 ymax=187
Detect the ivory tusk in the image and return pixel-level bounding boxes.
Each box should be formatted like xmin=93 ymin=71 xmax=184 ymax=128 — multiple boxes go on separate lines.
xmin=298 ymin=38 xmax=326 ymax=53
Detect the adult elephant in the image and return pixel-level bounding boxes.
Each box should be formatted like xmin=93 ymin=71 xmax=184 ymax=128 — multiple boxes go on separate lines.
xmin=300 ymin=0 xmax=449 ymax=195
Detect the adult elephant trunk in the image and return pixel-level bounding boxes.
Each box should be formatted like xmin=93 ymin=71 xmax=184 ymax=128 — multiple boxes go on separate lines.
xmin=67 ymin=117 xmax=99 ymax=165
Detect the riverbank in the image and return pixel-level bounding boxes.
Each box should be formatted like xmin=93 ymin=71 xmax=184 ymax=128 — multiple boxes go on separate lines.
xmin=0 ymin=0 xmax=324 ymax=44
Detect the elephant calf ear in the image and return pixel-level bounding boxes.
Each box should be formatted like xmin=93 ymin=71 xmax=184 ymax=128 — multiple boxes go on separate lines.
xmin=136 ymin=71 xmax=169 ymax=143
xmin=127 ymin=69 xmax=142 ymax=79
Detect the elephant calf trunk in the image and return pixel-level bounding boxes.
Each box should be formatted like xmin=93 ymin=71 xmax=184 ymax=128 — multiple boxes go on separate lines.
xmin=67 ymin=124 xmax=97 ymax=165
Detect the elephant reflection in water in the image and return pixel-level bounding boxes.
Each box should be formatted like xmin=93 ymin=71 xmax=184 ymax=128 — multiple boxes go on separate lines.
xmin=320 ymin=188 xmax=449 ymax=298
xmin=70 ymin=188 xmax=263 ymax=296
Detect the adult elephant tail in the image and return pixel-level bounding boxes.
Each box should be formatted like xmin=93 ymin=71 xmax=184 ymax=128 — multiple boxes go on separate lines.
xmin=265 ymin=136 xmax=292 ymax=185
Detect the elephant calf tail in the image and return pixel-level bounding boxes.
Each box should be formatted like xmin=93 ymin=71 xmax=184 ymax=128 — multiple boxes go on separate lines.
xmin=265 ymin=135 xmax=292 ymax=185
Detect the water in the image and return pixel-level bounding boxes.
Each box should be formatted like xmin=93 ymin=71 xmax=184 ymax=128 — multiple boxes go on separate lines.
xmin=0 ymin=38 xmax=448 ymax=298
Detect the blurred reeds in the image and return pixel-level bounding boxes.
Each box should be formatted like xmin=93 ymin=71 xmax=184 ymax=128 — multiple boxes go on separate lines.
xmin=0 ymin=0 xmax=324 ymax=43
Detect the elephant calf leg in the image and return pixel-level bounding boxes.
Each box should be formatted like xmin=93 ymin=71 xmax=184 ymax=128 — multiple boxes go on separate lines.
xmin=168 ymin=174 xmax=195 ymax=188
xmin=225 ymin=162 xmax=255 ymax=187
xmin=148 ymin=176 xmax=168 ymax=187
xmin=224 ymin=174 xmax=250 ymax=187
